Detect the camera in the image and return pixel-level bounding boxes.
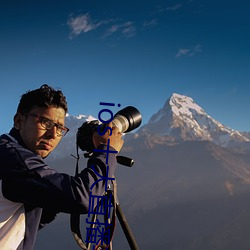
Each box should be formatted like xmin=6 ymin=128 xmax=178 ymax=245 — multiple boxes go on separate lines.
xmin=76 ymin=106 xmax=142 ymax=153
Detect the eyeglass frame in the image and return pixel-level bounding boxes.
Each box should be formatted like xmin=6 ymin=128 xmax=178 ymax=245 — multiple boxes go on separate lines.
xmin=24 ymin=113 xmax=69 ymax=136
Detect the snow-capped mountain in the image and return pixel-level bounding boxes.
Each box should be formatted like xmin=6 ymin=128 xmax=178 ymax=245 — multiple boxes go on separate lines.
xmin=139 ymin=93 xmax=250 ymax=147
xmin=48 ymin=92 xmax=250 ymax=160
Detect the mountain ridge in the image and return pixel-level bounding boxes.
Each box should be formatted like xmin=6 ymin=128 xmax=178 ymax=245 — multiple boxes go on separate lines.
xmin=138 ymin=93 xmax=249 ymax=147
xmin=49 ymin=92 xmax=250 ymax=160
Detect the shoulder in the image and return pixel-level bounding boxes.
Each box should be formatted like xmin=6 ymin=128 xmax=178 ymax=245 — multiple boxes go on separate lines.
xmin=0 ymin=134 xmax=45 ymax=174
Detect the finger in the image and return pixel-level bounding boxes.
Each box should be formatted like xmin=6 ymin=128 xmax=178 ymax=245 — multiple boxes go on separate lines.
xmin=112 ymin=126 xmax=120 ymax=134
xmin=108 ymin=122 xmax=115 ymax=135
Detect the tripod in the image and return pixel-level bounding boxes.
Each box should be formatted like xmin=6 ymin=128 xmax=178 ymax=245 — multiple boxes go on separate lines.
xmin=70 ymin=177 xmax=139 ymax=250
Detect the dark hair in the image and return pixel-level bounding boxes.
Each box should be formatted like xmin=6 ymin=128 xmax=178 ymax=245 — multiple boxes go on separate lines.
xmin=17 ymin=84 xmax=68 ymax=114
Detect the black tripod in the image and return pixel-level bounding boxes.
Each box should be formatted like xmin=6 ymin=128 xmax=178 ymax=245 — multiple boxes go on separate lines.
xmin=70 ymin=177 xmax=139 ymax=250
xmin=70 ymin=154 xmax=139 ymax=250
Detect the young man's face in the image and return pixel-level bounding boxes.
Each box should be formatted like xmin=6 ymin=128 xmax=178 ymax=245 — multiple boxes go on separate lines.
xmin=14 ymin=106 xmax=67 ymax=158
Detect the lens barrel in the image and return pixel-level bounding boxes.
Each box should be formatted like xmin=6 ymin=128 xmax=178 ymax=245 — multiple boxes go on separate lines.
xmin=112 ymin=106 xmax=142 ymax=133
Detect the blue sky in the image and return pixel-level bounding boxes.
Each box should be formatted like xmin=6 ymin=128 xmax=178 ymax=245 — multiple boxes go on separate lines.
xmin=0 ymin=0 xmax=250 ymax=135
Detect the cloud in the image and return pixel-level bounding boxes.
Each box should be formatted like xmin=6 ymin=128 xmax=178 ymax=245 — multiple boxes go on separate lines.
xmin=143 ymin=19 xmax=158 ymax=28
xmin=103 ymin=21 xmax=136 ymax=38
xmin=67 ymin=13 xmax=111 ymax=39
xmin=166 ymin=4 xmax=183 ymax=11
xmin=121 ymin=22 xmax=137 ymax=37
xmin=189 ymin=44 xmax=202 ymax=56
xmin=175 ymin=48 xmax=190 ymax=58
xmin=175 ymin=44 xmax=202 ymax=58
xmin=67 ymin=13 xmax=137 ymax=39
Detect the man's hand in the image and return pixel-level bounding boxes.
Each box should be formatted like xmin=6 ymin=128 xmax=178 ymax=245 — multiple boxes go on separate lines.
xmin=92 ymin=122 xmax=124 ymax=153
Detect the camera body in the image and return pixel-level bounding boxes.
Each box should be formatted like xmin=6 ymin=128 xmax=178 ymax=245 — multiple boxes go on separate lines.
xmin=77 ymin=106 xmax=142 ymax=153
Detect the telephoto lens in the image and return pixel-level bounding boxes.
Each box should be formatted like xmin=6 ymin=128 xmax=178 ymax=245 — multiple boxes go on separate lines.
xmin=112 ymin=106 xmax=142 ymax=133
xmin=76 ymin=106 xmax=142 ymax=153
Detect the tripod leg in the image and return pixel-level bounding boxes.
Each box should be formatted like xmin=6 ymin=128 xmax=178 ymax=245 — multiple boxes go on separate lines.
xmin=106 ymin=215 xmax=113 ymax=250
xmin=86 ymin=213 xmax=98 ymax=250
xmin=116 ymin=203 xmax=139 ymax=250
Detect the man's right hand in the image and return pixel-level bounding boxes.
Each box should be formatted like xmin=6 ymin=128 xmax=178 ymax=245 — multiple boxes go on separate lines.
xmin=92 ymin=122 xmax=124 ymax=153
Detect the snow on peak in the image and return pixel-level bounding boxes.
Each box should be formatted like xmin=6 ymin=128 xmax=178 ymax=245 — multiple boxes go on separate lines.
xmin=169 ymin=93 xmax=205 ymax=117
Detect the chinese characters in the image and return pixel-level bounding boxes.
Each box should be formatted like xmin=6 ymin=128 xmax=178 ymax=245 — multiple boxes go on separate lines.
xmin=85 ymin=102 xmax=120 ymax=249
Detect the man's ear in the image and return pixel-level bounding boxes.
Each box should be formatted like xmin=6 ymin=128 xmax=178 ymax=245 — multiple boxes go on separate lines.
xmin=14 ymin=113 xmax=24 ymax=130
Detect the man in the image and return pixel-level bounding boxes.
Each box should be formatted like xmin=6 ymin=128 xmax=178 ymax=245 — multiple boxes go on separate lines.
xmin=0 ymin=84 xmax=124 ymax=250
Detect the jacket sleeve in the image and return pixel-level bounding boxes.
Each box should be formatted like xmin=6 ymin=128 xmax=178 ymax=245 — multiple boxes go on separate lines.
xmin=1 ymin=140 xmax=117 ymax=214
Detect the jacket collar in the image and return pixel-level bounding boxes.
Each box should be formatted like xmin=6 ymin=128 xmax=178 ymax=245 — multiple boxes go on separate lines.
xmin=8 ymin=127 xmax=26 ymax=148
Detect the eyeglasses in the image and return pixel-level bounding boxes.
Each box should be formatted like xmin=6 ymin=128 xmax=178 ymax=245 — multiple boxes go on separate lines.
xmin=24 ymin=113 xmax=69 ymax=137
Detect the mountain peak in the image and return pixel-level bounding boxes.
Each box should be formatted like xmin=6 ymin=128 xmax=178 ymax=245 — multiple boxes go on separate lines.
xmin=139 ymin=93 xmax=250 ymax=146
xmin=169 ymin=93 xmax=205 ymax=117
